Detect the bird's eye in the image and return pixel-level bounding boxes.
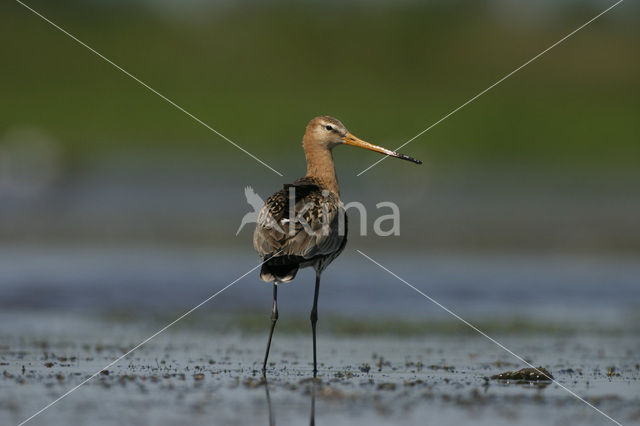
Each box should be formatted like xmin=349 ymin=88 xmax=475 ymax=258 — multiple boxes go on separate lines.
xmin=325 ymin=125 xmax=333 ymax=131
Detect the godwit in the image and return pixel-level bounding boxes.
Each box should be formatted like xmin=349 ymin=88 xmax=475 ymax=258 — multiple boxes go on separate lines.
xmin=253 ymin=116 xmax=421 ymax=377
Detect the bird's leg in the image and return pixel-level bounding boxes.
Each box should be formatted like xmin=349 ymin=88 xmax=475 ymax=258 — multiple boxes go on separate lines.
xmin=262 ymin=283 xmax=278 ymax=376
xmin=310 ymin=272 xmax=321 ymax=377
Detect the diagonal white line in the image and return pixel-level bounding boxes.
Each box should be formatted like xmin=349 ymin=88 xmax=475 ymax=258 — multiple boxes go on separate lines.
xmin=357 ymin=0 xmax=624 ymax=176
xmin=356 ymin=249 xmax=623 ymax=426
xmin=17 ymin=253 xmax=278 ymax=426
xmin=15 ymin=0 xmax=283 ymax=177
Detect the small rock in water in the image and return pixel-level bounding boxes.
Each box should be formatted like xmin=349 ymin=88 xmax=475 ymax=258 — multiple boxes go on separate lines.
xmin=491 ymin=367 xmax=553 ymax=381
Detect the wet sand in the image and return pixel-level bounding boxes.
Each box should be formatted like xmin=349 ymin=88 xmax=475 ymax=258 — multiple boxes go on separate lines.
xmin=1 ymin=311 xmax=638 ymax=426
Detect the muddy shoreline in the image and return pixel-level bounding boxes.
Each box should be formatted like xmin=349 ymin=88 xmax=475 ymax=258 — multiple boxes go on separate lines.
xmin=1 ymin=311 xmax=638 ymax=425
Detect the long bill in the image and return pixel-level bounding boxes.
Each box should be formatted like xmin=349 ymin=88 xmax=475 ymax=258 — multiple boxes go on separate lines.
xmin=341 ymin=132 xmax=422 ymax=165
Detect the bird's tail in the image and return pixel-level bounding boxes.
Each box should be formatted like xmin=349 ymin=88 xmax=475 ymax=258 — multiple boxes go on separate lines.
xmin=260 ymin=256 xmax=300 ymax=283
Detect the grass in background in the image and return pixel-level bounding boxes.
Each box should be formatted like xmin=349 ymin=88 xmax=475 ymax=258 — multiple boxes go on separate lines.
xmin=2 ymin=0 xmax=639 ymax=173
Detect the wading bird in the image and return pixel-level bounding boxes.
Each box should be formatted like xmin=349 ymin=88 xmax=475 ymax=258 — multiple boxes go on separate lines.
xmin=254 ymin=116 xmax=421 ymax=377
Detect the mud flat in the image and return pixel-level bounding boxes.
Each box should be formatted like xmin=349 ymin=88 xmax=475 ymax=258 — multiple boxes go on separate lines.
xmin=0 ymin=311 xmax=638 ymax=426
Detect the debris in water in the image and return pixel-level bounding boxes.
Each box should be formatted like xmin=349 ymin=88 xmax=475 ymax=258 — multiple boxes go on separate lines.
xmin=491 ymin=367 xmax=553 ymax=381
xmin=377 ymin=382 xmax=396 ymax=391
xmin=428 ymin=364 xmax=455 ymax=372
xmin=243 ymin=376 xmax=266 ymax=388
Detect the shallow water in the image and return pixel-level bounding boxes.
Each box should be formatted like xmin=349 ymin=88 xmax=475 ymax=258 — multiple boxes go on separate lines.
xmin=0 ymin=312 xmax=638 ymax=426
xmin=1 ymin=245 xmax=638 ymax=424
xmin=1 ymin=244 xmax=638 ymax=323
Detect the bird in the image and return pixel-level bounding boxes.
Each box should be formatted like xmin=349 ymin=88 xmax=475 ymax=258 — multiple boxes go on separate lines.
xmin=253 ymin=116 xmax=421 ymax=377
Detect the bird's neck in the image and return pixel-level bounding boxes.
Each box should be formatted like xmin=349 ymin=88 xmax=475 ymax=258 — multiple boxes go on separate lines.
xmin=304 ymin=145 xmax=340 ymax=196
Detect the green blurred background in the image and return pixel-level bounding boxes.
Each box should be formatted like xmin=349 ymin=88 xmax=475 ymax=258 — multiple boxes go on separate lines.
xmin=2 ymin=0 xmax=638 ymax=169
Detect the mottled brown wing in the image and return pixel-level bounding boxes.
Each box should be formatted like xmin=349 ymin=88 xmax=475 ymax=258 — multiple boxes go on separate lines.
xmin=253 ymin=180 xmax=345 ymax=262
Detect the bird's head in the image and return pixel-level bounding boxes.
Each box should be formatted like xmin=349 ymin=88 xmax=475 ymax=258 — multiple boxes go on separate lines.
xmin=303 ymin=116 xmax=422 ymax=164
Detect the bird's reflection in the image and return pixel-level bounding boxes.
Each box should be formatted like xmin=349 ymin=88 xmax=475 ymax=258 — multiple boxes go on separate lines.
xmin=264 ymin=378 xmax=317 ymax=426
xmin=264 ymin=378 xmax=275 ymax=426
xmin=309 ymin=380 xmax=316 ymax=426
